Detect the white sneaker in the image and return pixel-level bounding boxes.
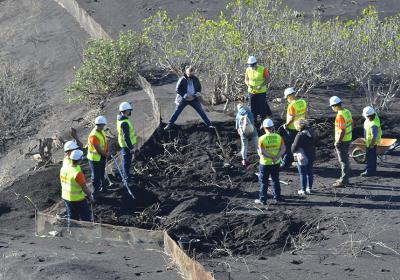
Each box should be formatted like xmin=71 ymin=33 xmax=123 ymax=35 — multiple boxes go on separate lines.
xmin=305 ymin=188 xmax=311 ymax=194
xmin=254 ymin=199 xmax=266 ymax=205
xmin=297 ymin=190 xmax=305 ymax=195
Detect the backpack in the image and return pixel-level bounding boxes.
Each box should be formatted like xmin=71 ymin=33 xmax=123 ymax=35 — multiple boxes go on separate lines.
xmin=238 ymin=114 xmax=255 ymax=137
xmin=294 ymin=147 xmax=309 ymax=166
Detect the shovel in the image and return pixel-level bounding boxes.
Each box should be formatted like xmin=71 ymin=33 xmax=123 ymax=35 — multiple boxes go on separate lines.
xmin=111 ymin=155 xmax=135 ymax=200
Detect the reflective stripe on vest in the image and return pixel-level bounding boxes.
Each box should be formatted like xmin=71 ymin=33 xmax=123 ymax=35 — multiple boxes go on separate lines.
xmin=259 ymin=133 xmax=282 ymax=165
xmin=87 ymin=128 xmax=107 ymax=162
xmin=364 ymin=114 xmax=382 ymax=148
xmin=60 ymin=165 xmax=85 ymax=202
xmin=117 ymin=119 xmax=137 ymax=148
xmin=335 ymin=109 xmax=353 ymax=142
xmin=287 ymin=99 xmax=307 ymax=130
xmin=246 ymin=66 xmax=267 ymax=94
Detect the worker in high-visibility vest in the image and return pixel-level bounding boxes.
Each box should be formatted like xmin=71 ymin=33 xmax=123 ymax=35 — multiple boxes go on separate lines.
xmin=87 ymin=116 xmax=109 ymax=197
xmin=63 ymin=140 xmax=79 ymax=167
xmin=117 ymin=102 xmax=137 ymax=181
xmin=255 ymin=119 xmax=286 ymax=206
xmin=361 ymin=106 xmax=382 ymax=177
xmin=245 ymin=56 xmax=271 ymax=125
xmin=281 ymin=87 xmax=308 ymax=168
xmin=60 ymin=149 xmax=93 ymax=224
xmin=330 ymin=96 xmax=353 ymax=187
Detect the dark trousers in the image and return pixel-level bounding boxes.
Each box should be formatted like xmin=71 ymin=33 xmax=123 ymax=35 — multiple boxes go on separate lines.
xmin=297 ymin=160 xmax=314 ymax=191
xmin=247 ymin=92 xmax=272 ymax=123
xmin=64 ymin=199 xmax=91 ymax=224
xmin=335 ymin=141 xmax=351 ymax=184
xmin=259 ymin=164 xmax=281 ymax=202
xmin=365 ymin=146 xmax=377 ymax=175
xmin=281 ymin=129 xmax=297 ymax=167
xmin=121 ymin=147 xmax=133 ymax=179
xmin=169 ymin=98 xmax=211 ymax=126
xmin=88 ymin=157 xmax=106 ymax=193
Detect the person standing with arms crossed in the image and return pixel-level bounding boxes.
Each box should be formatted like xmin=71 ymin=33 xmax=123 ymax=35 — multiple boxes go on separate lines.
xmin=245 ymin=56 xmax=271 ymax=126
xmin=255 ymin=119 xmax=286 ymax=205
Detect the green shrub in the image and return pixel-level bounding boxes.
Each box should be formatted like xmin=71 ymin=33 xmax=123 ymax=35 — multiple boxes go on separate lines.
xmin=143 ymin=0 xmax=400 ymax=110
xmin=66 ymin=30 xmax=146 ymax=104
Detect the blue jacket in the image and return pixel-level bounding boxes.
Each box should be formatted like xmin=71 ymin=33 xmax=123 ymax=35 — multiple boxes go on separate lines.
xmin=235 ymin=107 xmax=255 ymax=130
xmin=176 ymin=74 xmax=202 ymax=97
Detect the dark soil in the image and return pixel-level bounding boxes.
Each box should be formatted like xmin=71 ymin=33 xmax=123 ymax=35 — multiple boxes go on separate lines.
xmin=92 ymin=120 xmax=332 ymax=256
xmin=2 ymin=115 xmax=398 ymax=258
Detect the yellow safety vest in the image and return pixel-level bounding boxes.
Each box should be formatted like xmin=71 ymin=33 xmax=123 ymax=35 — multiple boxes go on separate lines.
xmin=60 ymin=165 xmax=85 ymax=202
xmin=117 ymin=119 xmax=137 ymax=148
xmin=87 ymin=128 xmax=107 ymax=162
xmin=62 ymin=156 xmax=72 ymax=167
xmin=246 ymin=66 xmax=267 ymax=94
xmin=287 ymin=99 xmax=307 ymax=130
xmin=335 ymin=109 xmax=353 ymax=142
xmin=259 ymin=133 xmax=282 ymax=165
xmin=364 ymin=114 xmax=382 ymax=148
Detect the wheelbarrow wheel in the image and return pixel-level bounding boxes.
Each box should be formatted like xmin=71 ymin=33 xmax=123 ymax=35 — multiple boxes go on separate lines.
xmin=351 ymin=148 xmax=366 ymax=164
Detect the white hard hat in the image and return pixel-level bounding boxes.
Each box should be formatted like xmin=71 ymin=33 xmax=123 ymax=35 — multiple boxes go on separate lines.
xmin=262 ymin=118 xmax=274 ymax=128
xmin=329 ymin=96 xmax=342 ymax=106
xmin=63 ymin=140 xmax=79 ymax=152
xmin=95 ymin=116 xmax=107 ymax=125
xmin=247 ymin=56 xmax=257 ymax=65
xmin=119 ymin=102 xmax=133 ymax=112
xmin=70 ymin=149 xmax=83 ymax=161
xmin=284 ymin=87 xmax=296 ymax=98
xmin=362 ymin=106 xmax=375 ymax=117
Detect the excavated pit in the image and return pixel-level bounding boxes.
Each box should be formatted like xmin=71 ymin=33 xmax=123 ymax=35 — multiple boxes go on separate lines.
xmin=4 ymin=116 xmax=398 ymax=257
xmin=91 ymin=120 xmax=336 ymax=256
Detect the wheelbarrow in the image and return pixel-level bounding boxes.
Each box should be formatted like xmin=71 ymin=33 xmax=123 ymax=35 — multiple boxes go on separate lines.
xmin=350 ymin=138 xmax=399 ymax=164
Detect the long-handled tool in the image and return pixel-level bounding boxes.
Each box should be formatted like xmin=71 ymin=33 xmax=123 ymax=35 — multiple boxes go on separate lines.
xmin=103 ymin=171 xmax=115 ymax=189
xmin=111 ymin=155 xmax=135 ymax=200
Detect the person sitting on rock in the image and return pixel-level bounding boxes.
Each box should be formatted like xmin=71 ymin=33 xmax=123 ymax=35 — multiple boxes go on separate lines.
xmin=164 ymin=66 xmax=214 ymax=130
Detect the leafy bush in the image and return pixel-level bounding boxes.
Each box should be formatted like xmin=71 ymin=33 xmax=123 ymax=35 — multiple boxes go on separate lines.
xmin=66 ymin=30 xmax=146 ymax=104
xmin=143 ymin=0 xmax=400 ymax=110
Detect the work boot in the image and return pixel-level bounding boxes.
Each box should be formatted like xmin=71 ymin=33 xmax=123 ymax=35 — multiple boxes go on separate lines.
xmin=360 ymin=171 xmax=375 ymax=177
xmin=242 ymin=160 xmax=248 ymax=166
xmin=208 ymin=125 xmax=215 ymax=129
xmin=272 ymin=196 xmax=285 ymax=204
xmin=305 ymin=187 xmax=311 ymax=194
